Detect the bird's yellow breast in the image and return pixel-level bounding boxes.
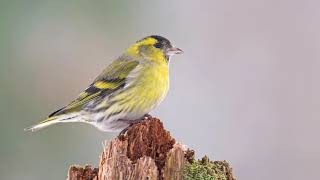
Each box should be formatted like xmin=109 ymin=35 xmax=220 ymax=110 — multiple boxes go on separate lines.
xmin=105 ymin=61 xmax=170 ymax=118
xmin=134 ymin=63 xmax=169 ymax=111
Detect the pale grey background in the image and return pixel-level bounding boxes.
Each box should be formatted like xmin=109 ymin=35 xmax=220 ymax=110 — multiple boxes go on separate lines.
xmin=0 ymin=0 xmax=319 ymax=179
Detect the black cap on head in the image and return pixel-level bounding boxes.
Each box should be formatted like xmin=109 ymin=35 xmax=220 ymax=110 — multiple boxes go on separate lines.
xmin=149 ymin=35 xmax=170 ymax=44
xmin=138 ymin=35 xmax=173 ymax=50
xmin=150 ymin=35 xmax=172 ymax=49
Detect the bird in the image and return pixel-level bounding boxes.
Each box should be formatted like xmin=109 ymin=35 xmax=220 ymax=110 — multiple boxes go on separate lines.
xmin=24 ymin=35 xmax=183 ymax=133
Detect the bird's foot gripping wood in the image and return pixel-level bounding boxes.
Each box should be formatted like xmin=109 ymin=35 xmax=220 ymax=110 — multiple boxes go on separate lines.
xmin=118 ymin=114 xmax=153 ymax=138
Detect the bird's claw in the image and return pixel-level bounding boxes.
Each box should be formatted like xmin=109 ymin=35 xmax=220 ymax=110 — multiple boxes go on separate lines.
xmin=143 ymin=114 xmax=152 ymax=120
xmin=117 ymin=114 xmax=152 ymax=138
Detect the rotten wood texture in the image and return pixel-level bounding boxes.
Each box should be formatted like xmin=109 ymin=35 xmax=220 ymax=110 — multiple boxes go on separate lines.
xmin=68 ymin=117 xmax=235 ymax=180
xmin=68 ymin=165 xmax=98 ymax=180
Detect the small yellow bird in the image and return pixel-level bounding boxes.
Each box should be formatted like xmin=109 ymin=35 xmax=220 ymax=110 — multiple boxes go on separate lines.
xmin=25 ymin=35 xmax=183 ymax=132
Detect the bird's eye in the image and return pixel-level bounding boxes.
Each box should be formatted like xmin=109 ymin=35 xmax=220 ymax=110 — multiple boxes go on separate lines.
xmin=154 ymin=43 xmax=162 ymax=49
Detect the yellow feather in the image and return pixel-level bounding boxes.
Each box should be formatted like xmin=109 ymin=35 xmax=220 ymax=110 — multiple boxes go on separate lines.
xmin=94 ymin=81 xmax=118 ymax=89
xmin=67 ymin=92 xmax=101 ymax=110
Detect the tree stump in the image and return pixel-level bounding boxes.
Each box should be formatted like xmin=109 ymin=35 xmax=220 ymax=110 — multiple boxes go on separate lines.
xmin=68 ymin=117 xmax=236 ymax=180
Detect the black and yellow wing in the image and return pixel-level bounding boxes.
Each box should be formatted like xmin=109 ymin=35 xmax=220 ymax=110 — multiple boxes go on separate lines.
xmin=49 ymin=58 xmax=139 ymax=117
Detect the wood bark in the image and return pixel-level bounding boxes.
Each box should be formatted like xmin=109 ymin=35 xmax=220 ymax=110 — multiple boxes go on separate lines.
xmin=68 ymin=117 xmax=235 ymax=180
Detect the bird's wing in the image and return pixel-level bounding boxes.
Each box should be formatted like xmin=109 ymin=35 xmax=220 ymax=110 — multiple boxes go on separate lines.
xmin=48 ymin=58 xmax=139 ymax=117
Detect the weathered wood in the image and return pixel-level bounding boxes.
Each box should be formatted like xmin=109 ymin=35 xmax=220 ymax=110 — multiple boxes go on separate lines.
xmin=163 ymin=143 xmax=188 ymax=180
xmin=67 ymin=117 xmax=236 ymax=180
xmin=68 ymin=165 xmax=98 ymax=180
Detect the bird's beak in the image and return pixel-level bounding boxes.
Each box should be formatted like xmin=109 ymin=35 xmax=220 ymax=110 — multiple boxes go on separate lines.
xmin=166 ymin=47 xmax=184 ymax=55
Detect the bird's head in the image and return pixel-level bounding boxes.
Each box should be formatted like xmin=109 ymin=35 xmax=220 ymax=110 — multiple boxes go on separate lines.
xmin=126 ymin=35 xmax=183 ymax=63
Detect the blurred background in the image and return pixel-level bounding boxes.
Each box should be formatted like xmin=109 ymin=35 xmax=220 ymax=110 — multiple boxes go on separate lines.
xmin=0 ymin=0 xmax=319 ymax=179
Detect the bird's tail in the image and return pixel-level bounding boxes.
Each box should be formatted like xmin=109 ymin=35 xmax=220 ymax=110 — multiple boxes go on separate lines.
xmin=24 ymin=114 xmax=79 ymax=132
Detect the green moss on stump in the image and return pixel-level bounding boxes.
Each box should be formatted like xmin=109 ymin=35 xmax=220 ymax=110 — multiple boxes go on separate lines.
xmin=184 ymin=156 xmax=235 ymax=180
